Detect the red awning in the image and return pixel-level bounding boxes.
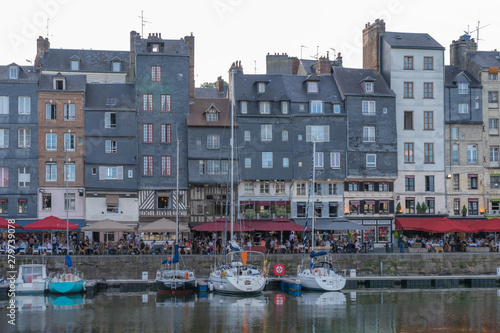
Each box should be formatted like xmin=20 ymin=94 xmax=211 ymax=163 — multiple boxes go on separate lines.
xmin=0 ymin=217 xmax=24 ymax=229
xmin=395 ymin=217 xmax=500 ymax=233
xmin=193 ymin=220 xmax=254 ymax=232
xmin=246 ymin=219 xmax=305 ymax=232
xmin=24 ymin=215 xmax=79 ymax=231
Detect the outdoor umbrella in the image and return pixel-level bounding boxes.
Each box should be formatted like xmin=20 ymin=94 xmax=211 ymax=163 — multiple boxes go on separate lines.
xmin=310 ymin=220 xmax=372 ymax=231
xmin=81 ymin=219 xmax=134 ymax=245
xmin=193 ymin=220 xmax=254 ymax=232
xmin=0 ymin=217 xmax=24 ymax=229
xmin=24 ymin=215 xmax=78 ymax=231
xmin=138 ymin=218 xmax=189 ymax=233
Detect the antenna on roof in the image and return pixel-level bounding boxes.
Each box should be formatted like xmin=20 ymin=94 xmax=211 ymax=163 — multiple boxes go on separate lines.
xmin=310 ymin=46 xmax=319 ymax=60
xmin=253 ymin=60 xmax=258 ymax=74
xmin=300 ymin=45 xmax=308 ymax=59
xmin=46 ymin=18 xmax=49 ymax=39
xmin=138 ymin=10 xmax=152 ymax=37
xmin=466 ymin=20 xmax=489 ymax=47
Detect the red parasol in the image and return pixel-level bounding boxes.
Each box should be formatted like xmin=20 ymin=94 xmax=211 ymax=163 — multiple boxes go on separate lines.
xmin=24 ymin=215 xmax=79 ymax=231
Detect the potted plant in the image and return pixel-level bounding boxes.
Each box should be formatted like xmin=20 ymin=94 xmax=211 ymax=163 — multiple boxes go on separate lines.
xmin=462 ymin=205 xmax=467 ymax=217
xmin=260 ymin=210 xmax=271 ymax=218
xmin=420 ymin=202 xmax=428 ymax=213
xmin=396 ymin=202 xmax=402 ymax=213
xmin=276 ymin=207 xmax=287 ymax=217
xmin=244 ymin=209 xmax=255 ymax=219
xmin=416 ymin=202 xmax=422 ymax=213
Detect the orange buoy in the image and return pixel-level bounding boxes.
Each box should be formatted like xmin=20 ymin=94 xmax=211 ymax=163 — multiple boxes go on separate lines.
xmin=184 ymin=272 xmax=189 ymax=280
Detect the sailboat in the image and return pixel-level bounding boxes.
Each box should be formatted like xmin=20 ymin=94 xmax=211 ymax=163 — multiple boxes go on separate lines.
xmin=15 ymin=263 xmax=48 ymax=294
xmin=155 ymin=139 xmax=196 ymax=295
xmin=47 ymin=255 xmax=86 ymax=294
xmin=296 ymin=140 xmax=346 ymax=291
xmin=208 ymin=70 xmax=268 ymax=295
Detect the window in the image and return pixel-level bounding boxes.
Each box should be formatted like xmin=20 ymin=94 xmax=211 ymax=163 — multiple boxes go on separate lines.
xmin=467 ymin=145 xmax=477 ymax=164
xmin=310 ymin=100 xmax=323 ymax=114
xmin=64 ymin=104 xmax=75 ymax=120
xmin=404 ymin=143 xmax=414 ymax=163
xmin=363 ymin=126 xmax=375 ymax=142
xmin=104 ymin=167 xmax=118 ymax=179
xmin=0 ymin=199 xmax=7 ymax=214
xmin=258 ymin=82 xmax=266 ymax=93
xmin=54 ymin=78 xmax=65 ymax=90
xmin=260 ymin=180 xmax=270 ymax=194
xmin=405 ymin=176 xmax=415 ymax=191
xmin=105 ymin=112 xmax=116 ymax=128
xmin=379 ymin=182 xmax=389 ymax=191
xmin=160 ymin=124 xmax=171 ymax=143
xmin=18 ymin=129 xmax=30 ymax=148
xmin=261 ymin=125 xmax=272 ymax=141
xmin=458 ymin=103 xmax=469 ymax=114
xmin=64 ymin=133 xmax=75 ymax=151
xmin=348 ymin=182 xmax=359 ymax=191
xmin=314 ymin=152 xmax=324 ymax=168
xmin=424 ymin=83 xmax=434 ymax=98
xmin=404 ymin=111 xmax=413 ymax=130
xmin=362 ymin=100 xmax=376 ymax=114
xmin=366 ymin=154 xmax=376 ymax=168
xmin=245 ymin=158 xmax=251 ymax=168
xmin=468 ymin=174 xmax=478 ymax=189
xmin=458 ymin=83 xmax=468 ymax=94
xmin=70 ymin=60 xmax=79 ymax=70
xmin=46 ymin=133 xmax=57 ymax=151
xmin=46 ymin=104 xmax=56 ymax=119
xmin=105 ymin=140 xmax=117 ymax=153
xmin=453 ymin=174 xmax=460 ymax=191
xmin=329 ymin=202 xmax=338 ymax=217
xmin=453 ymin=199 xmax=461 ymax=215
xmin=491 ymin=147 xmax=499 ymax=162
xmin=349 ymin=201 xmax=360 ymax=215
xmin=17 ymin=199 xmax=27 ymax=214
xmin=143 ymin=156 xmax=154 ymax=176
xmin=364 ymin=201 xmax=374 ymax=215
xmin=18 ymin=97 xmax=30 ymax=114
xmin=160 ymin=95 xmax=171 ymax=112
xmin=18 ymin=167 xmax=30 ymax=187
xmin=161 ymin=156 xmax=172 ymax=176
xmin=281 ymin=130 xmax=288 ymax=141
xmin=489 ymin=74 xmax=498 ymax=80
xmin=128 ymin=170 xmax=133 ymax=178
xmin=425 ymin=198 xmax=435 ymax=214
xmin=364 ymin=182 xmax=374 ymax=191
xmin=244 ymin=131 xmax=250 ymax=141
xmin=259 ymin=101 xmax=270 ymax=114
xmin=244 ymin=182 xmax=254 ymax=194
xmin=112 ymin=61 xmax=121 ymax=72
xmin=330 ymin=152 xmax=340 ymax=168
xmin=365 ymin=82 xmax=374 ymax=93
xmin=379 ymin=201 xmax=389 ymax=214
xmin=491 ymin=175 xmax=500 ymax=189
xmin=143 ymin=124 xmax=153 ymax=143
xmin=262 ymin=152 xmax=273 ymax=168
xmin=328 ymin=183 xmax=338 ymax=195
xmin=283 ymin=157 xmax=289 ymax=168
xmin=0 ymin=129 xmax=8 ymax=148
xmin=424 ymin=111 xmax=433 ymax=130
xmin=314 ymin=182 xmax=322 ymax=195
xmin=404 ymin=56 xmax=413 ymax=70
xmin=307 ymin=81 xmax=319 ymax=93
xmin=46 ymin=162 xmax=57 ymax=181
xmin=404 ymin=82 xmax=414 ymax=98
xmin=240 ymin=101 xmax=248 ymax=114
xmin=206 ymin=112 xmax=218 ymax=122
xmin=297 ymin=183 xmax=306 ymax=195
xmin=425 ymin=175 xmax=434 ymax=191
xmin=424 ymin=57 xmax=433 ymax=70
xmin=489 ymin=91 xmax=498 ymax=103
xmin=42 ymin=193 xmax=51 ymax=211
xmin=0 ymin=167 xmax=8 ymax=187
xmin=452 ymin=127 xmax=459 ymax=140
xmin=405 ymin=198 xmax=415 ymax=214
xmin=64 ymin=193 xmax=75 ymax=211
xmin=333 ymin=104 xmax=341 ymax=114
xmin=468 ymin=199 xmax=478 ymax=215
xmin=424 ymin=143 xmax=434 ymax=163
xmin=281 ymin=101 xmax=289 ymax=114
xmin=306 ymin=125 xmax=329 ymax=142
xmin=9 ymin=66 xmax=19 ymax=79
xmin=64 ymin=162 xmax=75 ymax=182
xmin=143 ymin=94 xmax=153 ymax=112
xmin=489 ymin=119 xmax=499 ymax=130
xmin=151 ymin=65 xmax=162 ymax=82
xmin=297 ymin=202 xmax=306 ymax=217
xmin=207 ymin=135 xmax=220 ymax=149
xmin=0 ymin=96 xmax=8 ymax=114
xmin=452 ymin=144 xmax=459 ymax=164
xmin=276 ymin=180 xmax=285 ymax=194
xmin=152 ymin=44 xmax=160 ymax=53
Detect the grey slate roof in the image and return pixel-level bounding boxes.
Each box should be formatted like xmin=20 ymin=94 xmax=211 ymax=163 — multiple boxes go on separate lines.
xmin=332 ymin=67 xmax=395 ymax=98
xmin=0 ymin=65 xmax=39 ymax=81
xmin=194 ymin=87 xmax=228 ymax=99
xmin=445 ymin=66 xmax=481 ymax=87
xmin=382 ymin=32 xmax=444 ymax=50
xmin=468 ymin=51 xmax=500 ymax=68
xmin=40 ymin=49 xmax=130 ymax=72
xmin=85 ymin=83 xmax=135 ymax=109
xmin=135 ymin=37 xmax=189 ymax=55
xmin=39 ymin=73 xmax=87 ymax=91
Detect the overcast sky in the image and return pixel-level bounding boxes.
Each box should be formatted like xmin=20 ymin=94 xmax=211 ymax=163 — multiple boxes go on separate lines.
xmin=1 ymin=0 xmax=499 ymax=85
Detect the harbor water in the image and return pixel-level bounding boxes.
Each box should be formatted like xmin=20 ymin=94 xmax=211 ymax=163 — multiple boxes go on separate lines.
xmin=1 ymin=288 xmax=499 ymax=332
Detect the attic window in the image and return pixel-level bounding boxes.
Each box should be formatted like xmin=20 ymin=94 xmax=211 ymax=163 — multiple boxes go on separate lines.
xmin=206 ymin=111 xmax=218 ymax=122
xmin=152 ymin=44 xmax=160 ymax=53
xmin=307 ymin=81 xmax=319 ymax=93
xmin=365 ymin=82 xmax=374 ymax=93
xmin=8 ymin=66 xmax=19 ymax=79
xmin=53 ymin=78 xmax=66 ymax=90
xmin=111 ymin=61 xmax=121 ymax=72
xmin=258 ymin=82 xmax=266 ymax=93
xmin=70 ymin=60 xmax=80 ymax=71
xmin=106 ymin=98 xmax=117 ymax=106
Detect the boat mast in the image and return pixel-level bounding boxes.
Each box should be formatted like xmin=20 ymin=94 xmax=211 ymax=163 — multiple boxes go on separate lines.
xmin=65 ymin=146 xmax=69 ymax=264
xmin=230 ymin=69 xmax=235 ymax=241
xmin=176 ymin=138 xmax=180 ymax=247
xmin=311 ymin=139 xmax=316 ymax=251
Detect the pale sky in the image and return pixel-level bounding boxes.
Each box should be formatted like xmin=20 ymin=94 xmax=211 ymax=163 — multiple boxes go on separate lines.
xmin=1 ymin=0 xmax=498 ymax=85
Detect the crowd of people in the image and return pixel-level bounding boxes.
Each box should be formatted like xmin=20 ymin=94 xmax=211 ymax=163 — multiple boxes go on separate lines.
xmin=398 ymin=234 xmax=500 ymax=253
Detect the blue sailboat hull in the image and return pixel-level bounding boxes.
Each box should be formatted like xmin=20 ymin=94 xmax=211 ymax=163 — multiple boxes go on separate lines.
xmin=48 ymin=280 xmax=85 ymax=294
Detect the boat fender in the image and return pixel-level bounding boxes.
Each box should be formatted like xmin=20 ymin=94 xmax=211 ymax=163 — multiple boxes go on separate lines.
xmin=221 ymin=269 xmax=226 ymax=277
xmin=312 ymin=268 xmax=321 ymax=276
xmin=184 ymin=272 xmax=189 ymax=280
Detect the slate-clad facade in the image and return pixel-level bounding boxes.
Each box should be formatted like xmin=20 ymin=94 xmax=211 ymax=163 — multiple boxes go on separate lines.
xmin=0 ymin=64 xmax=39 ymax=222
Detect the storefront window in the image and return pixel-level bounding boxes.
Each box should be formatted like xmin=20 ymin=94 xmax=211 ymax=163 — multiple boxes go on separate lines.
xmin=378 ymin=226 xmax=389 ymax=242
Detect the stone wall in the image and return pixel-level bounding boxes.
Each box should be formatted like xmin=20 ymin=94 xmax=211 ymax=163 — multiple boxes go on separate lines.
xmin=2 ymin=253 xmax=500 ymax=280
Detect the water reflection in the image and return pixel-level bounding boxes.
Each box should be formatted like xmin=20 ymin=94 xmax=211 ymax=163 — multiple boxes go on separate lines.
xmin=0 ymin=289 xmax=499 ymax=332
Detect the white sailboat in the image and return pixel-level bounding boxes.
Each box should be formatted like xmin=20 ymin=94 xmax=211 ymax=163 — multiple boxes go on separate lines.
xmin=297 ymin=140 xmax=346 ymax=291
xmin=155 ymin=139 xmax=196 ymax=295
xmin=208 ymin=69 xmax=268 ymax=295
xmin=15 ymin=264 xmax=48 ymax=294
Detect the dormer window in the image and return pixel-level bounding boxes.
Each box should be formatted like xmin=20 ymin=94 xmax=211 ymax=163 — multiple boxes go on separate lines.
xmin=281 ymin=101 xmax=289 ymax=114
xmin=112 ymin=61 xmax=121 ymax=72
xmin=8 ymin=65 xmax=19 ymax=79
xmin=152 ymin=44 xmax=160 ymax=53
xmin=307 ymin=81 xmax=319 ymax=93
xmin=205 ymin=106 xmax=219 ymax=121
xmin=258 ymin=82 xmax=266 ymax=93
xmin=365 ymin=82 xmax=374 ymax=93
xmin=458 ymin=83 xmax=468 ymax=94
xmin=240 ymin=101 xmax=248 ymax=114
xmin=70 ymin=58 xmax=80 ymax=71
xmin=53 ymin=77 xmax=66 ymax=90
xmin=361 ymin=77 xmax=375 ymax=94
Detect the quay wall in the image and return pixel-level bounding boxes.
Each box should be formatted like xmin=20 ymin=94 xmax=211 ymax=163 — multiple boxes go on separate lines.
xmin=2 ymin=253 xmax=500 ymax=280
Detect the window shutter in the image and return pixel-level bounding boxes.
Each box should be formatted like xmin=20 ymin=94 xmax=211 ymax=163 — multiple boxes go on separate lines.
xmin=389 ymin=201 xmax=395 ymax=214
xmin=322 ymin=184 xmax=328 ymax=196
xmin=324 ymin=126 xmax=330 ymax=142
xmin=292 ymin=202 xmax=297 ymax=217
xmin=374 ymin=201 xmax=379 ymax=214
xmin=99 ymin=166 xmax=105 ymax=180
xmin=389 ymin=182 xmax=394 ymax=191
xmin=360 ymin=201 xmax=365 ymax=214
xmin=344 ymin=182 xmax=349 ymax=191
xmin=359 ymin=182 xmax=364 ymax=191
xmin=322 ymin=202 xmax=328 ymax=217
xmin=117 ymin=166 xmax=123 ymax=180
xmin=306 ymin=126 xmax=311 ymax=142
xmin=374 ymin=182 xmax=379 ymax=191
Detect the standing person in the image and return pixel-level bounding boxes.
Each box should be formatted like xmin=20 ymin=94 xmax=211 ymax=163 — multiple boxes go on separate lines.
xmin=399 ymin=234 xmax=405 ymax=253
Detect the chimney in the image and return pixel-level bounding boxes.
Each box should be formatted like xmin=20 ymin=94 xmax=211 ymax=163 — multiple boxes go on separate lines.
xmin=335 ymin=52 xmax=343 ymax=67
xmin=126 ymin=31 xmax=139 ymax=82
xmin=216 ymin=76 xmax=225 ymax=93
xmin=362 ymin=19 xmax=385 ymax=70
xmin=450 ymin=34 xmax=477 ymax=71
xmin=317 ymin=56 xmax=331 ymax=75
xmin=266 ymin=52 xmax=292 ymax=74
xmin=291 ymin=57 xmax=299 ymax=75
xmin=184 ymin=33 xmax=195 ymax=102
xmin=34 ymin=36 xmax=50 ymax=70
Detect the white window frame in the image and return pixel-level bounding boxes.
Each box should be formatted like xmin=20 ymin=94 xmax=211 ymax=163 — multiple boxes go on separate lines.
xmin=64 ymin=133 xmax=75 ymax=151
xmin=18 ymin=128 xmax=30 ymax=148
xmin=18 ymin=96 xmax=30 ymax=115
xmin=9 ymin=66 xmax=19 ymax=79
xmin=330 ymin=152 xmax=340 ymax=168
xmin=244 ymin=130 xmax=250 ymax=141
xmin=112 ymin=61 xmax=121 ymax=72
xmin=262 ymin=152 xmax=273 ymax=168
xmin=64 ymin=162 xmax=75 ymax=182
xmin=490 ymin=147 xmax=499 ymax=162
xmin=452 ymin=127 xmax=459 ymax=140
xmin=46 ymin=162 xmax=57 ymax=182
xmin=259 ymin=101 xmax=270 ymax=114
xmin=283 ymin=157 xmax=289 ymax=168
xmin=0 ymin=129 xmax=8 ymax=148
xmin=64 ymin=193 xmax=76 ymax=211
xmin=105 ymin=112 xmax=116 ymax=129
xmin=261 ymin=125 xmax=272 ymax=141
xmin=282 ymin=130 xmax=288 ymax=141
xmin=307 ymin=81 xmax=318 ymax=93
xmin=363 ymin=126 xmax=375 ymax=142
xmin=458 ymin=103 xmax=469 ymax=114
xmin=362 ymin=100 xmax=376 ymax=114
xmin=105 ymin=140 xmax=117 ymax=154
xmin=365 ymin=82 xmax=374 ymax=93
xmin=70 ymin=60 xmax=79 ymax=71
xmin=333 ymin=104 xmax=341 ymax=114
xmin=467 ymin=145 xmax=477 ymax=164
xmin=0 ymin=96 xmax=9 ymax=114
xmin=46 ymin=133 xmax=57 ymax=151
xmin=490 ymin=118 xmax=499 ymax=130
xmin=18 ymin=166 xmax=30 ymax=187
xmin=240 ymin=101 xmax=248 ymax=114
xmin=306 ymin=125 xmax=330 ymax=142
xmin=458 ymin=83 xmax=469 ymax=94
xmin=366 ymin=154 xmax=377 ymax=168
xmin=106 ymin=167 xmax=118 ymax=180
xmin=245 ymin=158 xmax=251 ymax=168
xmin=310 ymin=100 xmax=323 ymax=114
xmin=207 ymin=134 xmax=221 ymax=149
xmin=281 ymin=101 xmax=289 ymax=114
xmin=258 ymin=82 xmax=266 ymax=93
xmin=314 ymin=152 xmax=324 ymax=168
xmin=64 ymin=104 xmax=75 ymax=120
